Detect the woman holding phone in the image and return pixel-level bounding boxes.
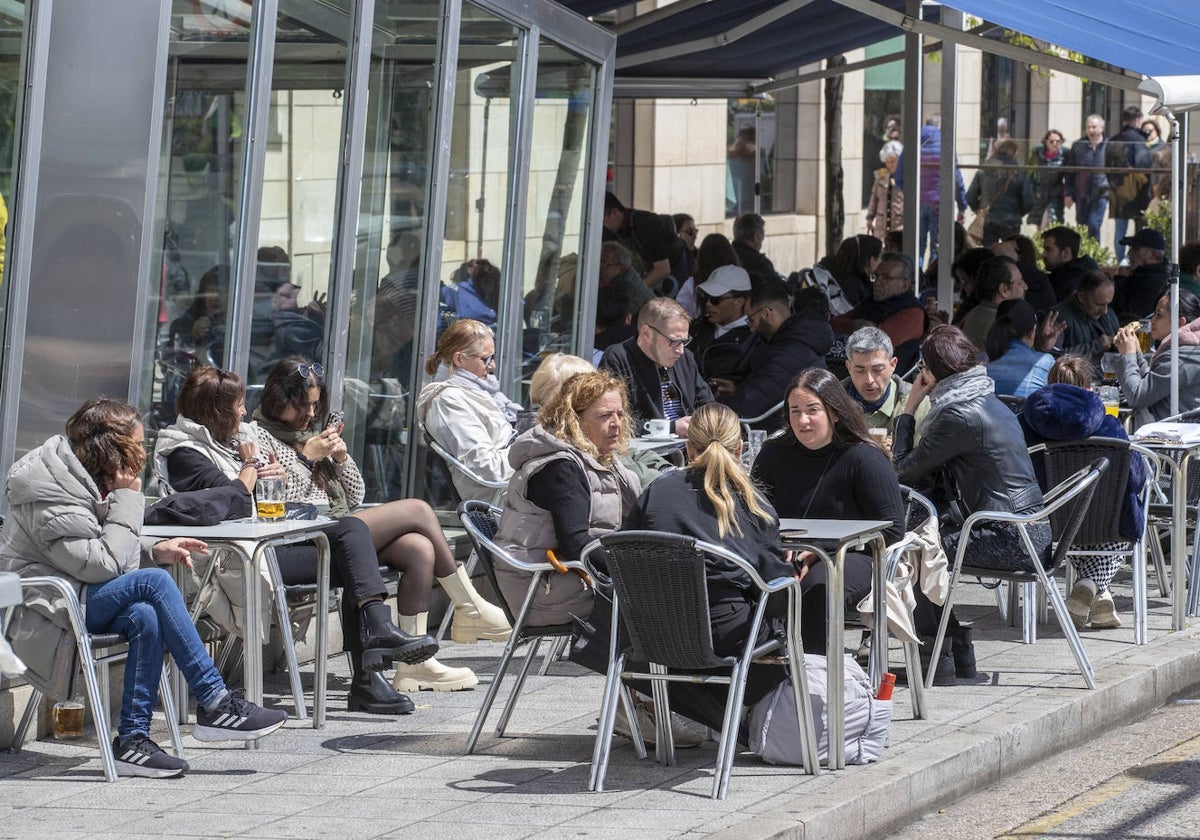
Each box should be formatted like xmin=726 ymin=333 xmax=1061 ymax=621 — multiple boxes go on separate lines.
xmin=252 ymin=356 xmax=511 ymax=693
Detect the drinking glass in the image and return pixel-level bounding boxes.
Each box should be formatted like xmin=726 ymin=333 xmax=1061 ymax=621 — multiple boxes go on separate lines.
xmin=255 ymin=477 xmax=285 ymax=521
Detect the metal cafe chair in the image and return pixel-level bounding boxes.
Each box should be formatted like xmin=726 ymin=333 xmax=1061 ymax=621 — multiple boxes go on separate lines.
xmin=4 ymin=576 xmax=185 ymax=782
xmin=925 ymin=459 xmax=1108 ymax=690
xmin=456 ymin=500 xmax=583 ymax=754
xmin=582 ymin=530 xmax=820 ymax=800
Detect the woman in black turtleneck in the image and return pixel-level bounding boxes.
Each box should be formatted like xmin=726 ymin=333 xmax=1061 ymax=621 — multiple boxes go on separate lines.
xmin=751 ymin=368 xmax=905 ymax=651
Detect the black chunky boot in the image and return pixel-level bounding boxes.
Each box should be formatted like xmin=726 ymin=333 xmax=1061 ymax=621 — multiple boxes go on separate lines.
xmin=950 ymin=625 xmax=977 ymax=678
xmin=346 ymin=647 xmax=415 ymax=715
xmin=349 ymin=671 xmax=416 ymax=715
xmin=359 ymin=600 xmax=438 ymax=671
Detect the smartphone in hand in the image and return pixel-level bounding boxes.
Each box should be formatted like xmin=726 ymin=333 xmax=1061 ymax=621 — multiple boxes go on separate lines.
xmin=324 ymin=410 xmax=344 ymax=431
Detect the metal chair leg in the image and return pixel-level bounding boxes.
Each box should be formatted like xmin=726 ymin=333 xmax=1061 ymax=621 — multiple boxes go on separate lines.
xmin=902 ymin=640 xmax=927 ymax=719
xmin=1132 ymin=542 xmax=1149 ymax=645
xmin=1150 ymin=527 xmax=1171 ymax=598
xmin=266 ymin=555 xmax=309 ymax=722
xmin=11 ymin=686 xmax=43 ymax=752
xmin=1040 ymin=572 xmax=1096 ymax=689
xmin=496 ymin=637 xmax=542 ymax=738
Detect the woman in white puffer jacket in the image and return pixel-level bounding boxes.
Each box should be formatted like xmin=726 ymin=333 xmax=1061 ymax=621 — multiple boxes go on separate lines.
xmin=415 ymin=318 xmax=522 ymax=501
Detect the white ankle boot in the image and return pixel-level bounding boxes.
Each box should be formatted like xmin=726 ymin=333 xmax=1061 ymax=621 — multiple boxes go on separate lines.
xmin=437 ymin=565 xmax=512 ymax=644
xmin=392 ymin=613 xmax=479 ymax=692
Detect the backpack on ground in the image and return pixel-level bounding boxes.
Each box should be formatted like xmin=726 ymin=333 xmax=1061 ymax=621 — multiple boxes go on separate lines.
xmin=747 ymin=653 xmax=892 ymax=766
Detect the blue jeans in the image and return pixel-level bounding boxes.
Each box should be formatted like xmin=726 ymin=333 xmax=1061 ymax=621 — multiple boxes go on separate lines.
xmin=1113 ymin=217 xmax=1130 ymax=262
xmin=1076 ymin=197 xmax=1108 ymax=243
xmin=85 ymin=568 xmax=225 ymax=740
xmin=919 ymin=203 xmax=938 ymax=268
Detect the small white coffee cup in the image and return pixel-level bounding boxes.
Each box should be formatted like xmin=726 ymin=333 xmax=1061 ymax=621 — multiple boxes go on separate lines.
xmin=643 ymin=418 xmax=671 ymax=437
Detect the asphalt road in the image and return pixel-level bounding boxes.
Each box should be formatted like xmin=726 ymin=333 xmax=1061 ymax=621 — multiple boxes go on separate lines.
xmin=891 ymin=690 xmax=1200 ymax=840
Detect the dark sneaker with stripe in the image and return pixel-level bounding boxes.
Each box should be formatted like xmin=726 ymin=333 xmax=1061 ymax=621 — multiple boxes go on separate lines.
xmin=112 ymin=735 xmax=189 ymax=778
xmin=193 ymin=692 xmax=288 ymax=742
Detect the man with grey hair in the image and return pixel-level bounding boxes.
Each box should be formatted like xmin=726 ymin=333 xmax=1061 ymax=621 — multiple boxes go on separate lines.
xmin=731 ymin=212 xmax=779 ymax=280
xmin=830 ymin=251 xmax=926 ymax=371
xmin=841 ymin=326 xmax=927 ymax=435
xmin=600 ymin=297 xmax=713 ymax=438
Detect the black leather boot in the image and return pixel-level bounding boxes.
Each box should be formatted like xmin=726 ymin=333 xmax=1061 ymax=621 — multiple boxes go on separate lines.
xmin=950 ymin=625 xmax=977 ymax=678
xmin=358 ymin=600 xmax=438 ymax=671
xmin=348 ymin=671 xmax=415 ymax=715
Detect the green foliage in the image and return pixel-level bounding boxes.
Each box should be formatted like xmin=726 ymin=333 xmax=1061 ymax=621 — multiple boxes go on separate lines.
xmin=1143 ymin=199 xmax=1173 ymax=242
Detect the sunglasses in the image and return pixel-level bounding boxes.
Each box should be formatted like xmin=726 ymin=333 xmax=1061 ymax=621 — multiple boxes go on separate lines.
xmin=648 ymin=323 xmax=692 ymax=349
xmin=295 ymin=362 xmax=324 ymax=379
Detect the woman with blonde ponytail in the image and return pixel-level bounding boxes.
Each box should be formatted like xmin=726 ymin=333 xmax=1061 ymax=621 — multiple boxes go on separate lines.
xmin=625 ymin=403 xmax=791 ymax=652
xmin=623 ymin=402 xmax=793 ymax=732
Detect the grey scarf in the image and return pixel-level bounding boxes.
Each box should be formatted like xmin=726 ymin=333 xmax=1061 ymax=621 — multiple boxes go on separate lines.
xmin=920 ymin=366 xmax=994 ymax=433
xmin=452 ymin=368 xmax=522 ymax=424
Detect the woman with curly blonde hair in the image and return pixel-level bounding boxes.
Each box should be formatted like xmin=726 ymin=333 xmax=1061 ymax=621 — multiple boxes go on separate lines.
xmin=494 ymin=370 xmax=641 ymax=625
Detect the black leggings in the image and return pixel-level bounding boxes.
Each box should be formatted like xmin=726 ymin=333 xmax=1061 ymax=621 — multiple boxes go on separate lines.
xmin=272 ymin=516 xmax=387 ymax=666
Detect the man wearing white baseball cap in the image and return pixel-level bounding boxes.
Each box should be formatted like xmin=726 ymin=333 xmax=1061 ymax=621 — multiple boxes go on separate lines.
xmin=690 ymin=264 xmax=754 ymax=382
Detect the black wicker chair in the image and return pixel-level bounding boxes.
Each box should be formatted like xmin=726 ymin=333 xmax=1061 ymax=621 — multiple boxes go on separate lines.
xmin=456 ymin=500 xmax=589 ymax=754
xmin=1031 ymin=439 xmax=1162 ymax=644
xmin=925 ymin=458 xmax=1108 ymax=690
xmin=581 ymin=531 xmax=819 ymax=800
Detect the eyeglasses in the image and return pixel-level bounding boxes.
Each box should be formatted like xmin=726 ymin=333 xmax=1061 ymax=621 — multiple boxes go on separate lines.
xmin=294 ymin=362 xmax=324 ymax=379
xmin=648 ymin=323 xmax=692 ymax=349
xmin=873 ymin=273 xmax=907 ymax=283
xmin=747 ymin=306 xmax=770 ymax=321
xmin=474 ymin=354 xmax=496 ymax=366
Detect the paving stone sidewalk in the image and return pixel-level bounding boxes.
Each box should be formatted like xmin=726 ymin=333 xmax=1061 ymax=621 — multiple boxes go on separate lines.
xmin=3 ymin=576 xmax=1198 ymax=840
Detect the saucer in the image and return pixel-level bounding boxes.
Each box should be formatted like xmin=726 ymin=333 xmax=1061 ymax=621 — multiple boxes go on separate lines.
xmin=642 ymin=434 xmax=677 ymax=442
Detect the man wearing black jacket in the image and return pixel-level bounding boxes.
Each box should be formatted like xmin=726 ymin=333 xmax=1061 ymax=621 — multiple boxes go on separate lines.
xmin=599 ymin=297 xmax=713 ymax=439
xmin=709 ymin=279 xmax=832 ymax=429
xmin=1042 ymin=226 xmax=1098 ymax=302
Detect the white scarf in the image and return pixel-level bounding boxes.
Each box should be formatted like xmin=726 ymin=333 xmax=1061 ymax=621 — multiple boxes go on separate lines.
xmin=452 ymin=368 xmax=522 ymax=424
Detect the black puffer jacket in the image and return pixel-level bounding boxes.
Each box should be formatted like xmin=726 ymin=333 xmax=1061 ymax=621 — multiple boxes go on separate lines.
xmin=892 ymin=374 xmax=1045 ymax=517
xmin=717 ymin=313 xmax=832 ymax=428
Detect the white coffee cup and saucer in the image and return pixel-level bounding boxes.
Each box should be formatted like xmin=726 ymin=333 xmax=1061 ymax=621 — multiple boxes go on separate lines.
xmin=642 ymin=418 xmax=674 ymax=440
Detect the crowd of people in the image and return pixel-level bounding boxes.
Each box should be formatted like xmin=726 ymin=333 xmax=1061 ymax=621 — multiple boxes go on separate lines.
xmin=7 ymin=106 xmax=1194 ymax=781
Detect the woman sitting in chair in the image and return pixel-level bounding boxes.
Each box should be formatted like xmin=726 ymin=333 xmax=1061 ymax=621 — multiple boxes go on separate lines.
xmin=751 ymin=369 xmax=906 ymax=656
xmin=0 ymin=398 xmax=286 ymax=778
xmin=155 ymin=366 xmax=437 ymax=716
xmin=416 ymin=318 xmax=522 ymax=501
xmin=252 ymin=356 xmax=510 ymax=693
xmin=624 ymin=402 xmax=794 ymax=731
xmin=1020 ymin=355 xmax=1148 ymax=629
xmin=892 ymin=324 xmax=1048 ymax=680
xmin=1112 ymin=290 xmax=1200 ymax=429
xmin=495 ymin=370 xmax=641 ymax=627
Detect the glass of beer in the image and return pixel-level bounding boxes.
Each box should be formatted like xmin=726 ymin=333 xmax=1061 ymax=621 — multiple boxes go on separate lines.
xmin=53 ymin=698 xmax=85 ymax=740
xmin=255 ymin=477 xmax=285 ymax=521
xmin=1099 ymin=385 xmax=1121 ymax=418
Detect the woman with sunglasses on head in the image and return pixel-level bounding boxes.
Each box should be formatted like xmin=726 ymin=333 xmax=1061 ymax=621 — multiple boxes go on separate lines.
xmin=253 ymin=356 xmax=510 ymax=693
xmin=416 ymin=318 xmax=522 ymax=502
xmin=155 ymin=366 xmax=438 ymax=716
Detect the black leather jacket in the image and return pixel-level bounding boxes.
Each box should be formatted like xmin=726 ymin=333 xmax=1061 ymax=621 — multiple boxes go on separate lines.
xmin=892 ymin=388 xmax=1045 ymax=517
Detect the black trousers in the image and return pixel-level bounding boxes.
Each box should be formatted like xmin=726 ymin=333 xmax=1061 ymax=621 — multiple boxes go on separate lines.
xmin=271 ymin=516 xmax=387 ymax=668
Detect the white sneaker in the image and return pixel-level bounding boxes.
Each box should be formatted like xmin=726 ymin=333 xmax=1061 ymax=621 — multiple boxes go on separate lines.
xmin=612 ymin=702 xmax=702 ymax=748
xmin=1089 ymin=590 xmax=1122 ymax=629
xmin=1067 ymin=579 xmax=1097 ymax=629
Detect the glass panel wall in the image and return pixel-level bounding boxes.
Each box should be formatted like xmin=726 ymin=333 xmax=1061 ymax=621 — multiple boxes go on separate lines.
xmin=140 ymin=2 xmax=254 ymax=435
xmin=518 ymin=39 xmax=594 ymax=402
xmin=248 ymin=3 xmax=354 ymax=393
xmin=416 ymin=4 xmax=520 ymax=506
xmin=340 ymin=0 xmax=442 ymax=502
